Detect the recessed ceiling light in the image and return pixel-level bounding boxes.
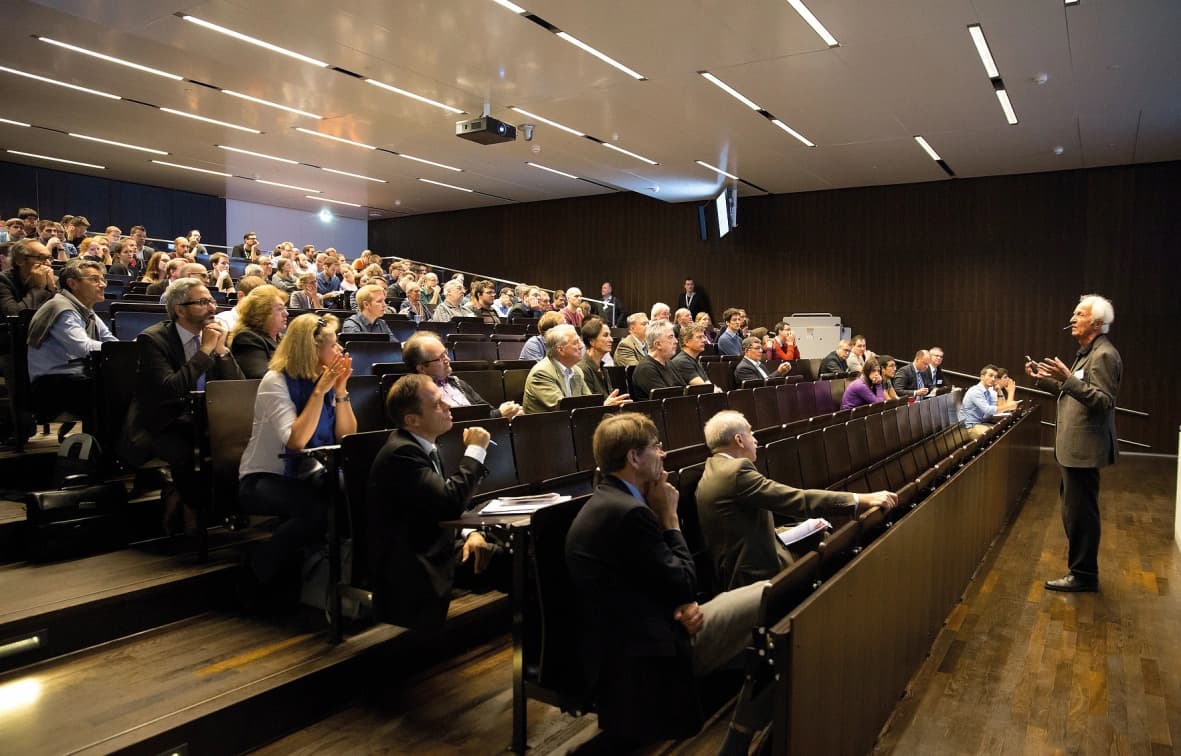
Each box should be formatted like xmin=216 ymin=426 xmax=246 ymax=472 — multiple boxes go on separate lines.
xmin=507 ymin=107 xmax=585 ymax=137
xmin=7 ymin=149 xmax=105 ymax=169
xmin=397 ymin=153 xmax=462 ymax=172
xmin=160 ymin=107 xmax=261 ymax=134
xmin=555 ymin=32 xmax=646 ymax=80
xmin=254 ymin=179 xmax=321 ymax=193
xmin=418 ymin=177 xmax=474 ymax=193
xmin=295 ymin=127 xmax=376 ymax=150
xmin=0 ymin=116 xmax=32 ymax=128
xmin=602 ymin=142 xmax=658 ymax=165
xmin=216 ymin=144 xmax=299 ymax=164
xmin=698 ymin=72 xmax=761 ymax=110
xmin=310 ymin=195 xmax=362 ymax=207
xmin=0 ymin=65 xmax=120 ymax=100
xmin=770 ymin=119 xmax=815 ymax=147
xmin=37 ymin=36 xmax=184 ymax=80
xmin=490 ymin=0 xmax=528 ymax=13
xmin=68 ymin=132 xmax=169 ymax=155
xmin=179 ymin=15 xmax=330 ymax=68
xmin=151 ymin=159 xmax=232 ymax=177
xmin=321 ymin=167 xmax=388 ymax=183
xmin=784 ymin=0 xmax=839 ymax=47
xmin=995 ymin=89 xmax=1018 ymax=124
xmin=364 ymin=79 xmax=464 ymax=115
xmin=1064 ymin=0 xmax=1079 ymax=5
xmin=695 ymin=160 xmax=739 ymax=181
xmin=222 ymin=90 xmax=322 ymax=119
xmin=967 ymin=24 xmax=1000 ymax=79
xmin=913 ymin=135 xmax=942 ymax=161
xmin=527 ymin=162 xmax=579 ymax=180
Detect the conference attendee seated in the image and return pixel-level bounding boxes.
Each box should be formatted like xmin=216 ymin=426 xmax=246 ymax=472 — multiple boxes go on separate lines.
xmin=0 ymin=239 xmax=56 ymax=315
xmin=767 ymin=322 xmax=799 ymax=362
xmin=507 ymin=286 xmax=542 ymax=321
xmin=845 ymin=334 xmax=875 ymax=374
xmin=518 ymin=311 xmax=564 ymax=363
xmin=228 ymin=285 xmax=288 ymax=379
xmin=565 ymin=413 xmax=769 ymax=749
xmin=269 ymin=256 xmax=298 ymax=293
xmin=341 ymin=284 xmax=394 ymax=337
xmin=289 ymin=272 xmax=323 ymax=310
xmin=561 ymin=287 xmax=584 ymax=328
xmin=596 ymin=281 xmax=625 ymax=327
xmin=470 ymin=279 xmax=501 ymax=325
xmin=157 ymin=263 xmax=208 ymax=303
xmin=669 ymin=324 xmax=712 ymax=387
xmin=819 ymin=339 xmax=852 ymax=375
xmin=120 ymin=278 xmax=245 ymax=534
xmin=649 ymin=301 xmax=671 ymax=322
xmin=695 ymin=311 xmax=715 ymax=345
xmin=26 ymin=259 xmax=117 ymax=422
xmin=367 ymin=374 xmax=502 ymax=629
xmin=404 ymin=332 xmax=523 ymax=419
xmin=716 ymin=308 xmax=745 ymax=356
xmin=893 ymin=350 xmax=932 ymax=399
xmin=926 ymin=346 xmax=947 ymax=392
xmin=577 ymin=317 xmax=615 ymax=397
xmin=215 ymin=275 xmax=267 ymax=331
xmin=237 ymin=314 xmax=355 ymax=604
xmin=878 ymin=355 xmax=901 ymax=401
xmin=612 ymin=312 xmax=649 ymax=367
xmin=697 ymin=410 xmax=897 ymax=591
xmin=522 ymin=324 xmax=629 ymax=413
xmin=141 ymin=250 xmax=167 ymax=288
xmin=959 ymin=365 xmax=1017 ymax=438
xmin=431 ymin=279 xmax=476 ymax=322
xmin=672 ymin=307 xmax=694 ymax=337
xmin=840 ymin=358 xmax=885 ymax=410
xmin=630 ymin=320 xmax=684 ymax=400
xmin=398 ymin=280 xmax=433 ymax=323
xmin=147 ymin=258 xmax=186 ymax=297
xmin=734 ymin=337 xmax=789 ymax=383
xmin=107 ymin=242 xmax=137 ymax=276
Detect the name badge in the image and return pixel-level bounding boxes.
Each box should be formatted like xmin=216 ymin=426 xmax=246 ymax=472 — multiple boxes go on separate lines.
xmin=1074 ymin=368 xmax=1085 ymax=380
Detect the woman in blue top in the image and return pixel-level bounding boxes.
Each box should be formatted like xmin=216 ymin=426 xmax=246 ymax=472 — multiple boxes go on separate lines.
xmin=238 ymin=313 xmax=355 ymax=594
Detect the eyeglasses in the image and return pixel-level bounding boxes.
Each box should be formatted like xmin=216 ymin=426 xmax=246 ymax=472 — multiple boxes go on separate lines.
xmin=420 ymin=353 xmax=450 ymax=366
xmin=80 ymin=275 xmax=107 ymax=284
xmin=179 ymin=298 xmax=216 ymax=307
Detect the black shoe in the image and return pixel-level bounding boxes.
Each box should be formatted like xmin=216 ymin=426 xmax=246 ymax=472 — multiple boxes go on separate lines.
xmin=1045 ymin=574 xmax=1099 ymax=593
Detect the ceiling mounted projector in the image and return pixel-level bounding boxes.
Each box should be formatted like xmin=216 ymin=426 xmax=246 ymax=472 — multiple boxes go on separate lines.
xmin=456 ymin=115 xmax=517 ymax=145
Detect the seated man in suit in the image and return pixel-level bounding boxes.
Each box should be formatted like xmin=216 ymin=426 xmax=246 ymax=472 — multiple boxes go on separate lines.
xmin=668 ymin=324 xmax=712 ymax=387
xmin=697 ymin=410 xmax=896 ymax=591
xmin=565 ymin=413 xmax=768 ymax=751
xmin=522 ymin=324 xmax=629 ymax=413
xmin=925 ymin=345 xmax=946 ymax=391
xmin=403 ymin=332 xmax=522 ymax=419
xmin=892 ymin=350 xmax=932 ymax=399
xmin=716 ymin=308 xmax=745 ymax=356
xmin=818 ymin=339 xmax=852 ymax=375
xmin=612 ymin=312 xmax=649 ymax=367
xmin=734 ymin=337 xmax=789 ymax=384
xmin=630 ymin=320 xmax=684 ymax=400
xmin=366 ymin=374 xmax=499 ymax=629
xmin=120 ymin=278 xmax=245 ymax=532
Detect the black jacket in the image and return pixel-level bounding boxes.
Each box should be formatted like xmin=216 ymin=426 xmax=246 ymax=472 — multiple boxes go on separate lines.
xmin=229 ymin=328 xmax=278 ymax=379
xmin=818 ymin=350 xmax=848 ymax=376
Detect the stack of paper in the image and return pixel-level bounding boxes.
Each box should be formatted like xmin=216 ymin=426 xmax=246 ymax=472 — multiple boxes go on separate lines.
xmin=479 ymin=493 xmax=572 ymax=515
xmin=777 ymin=518 xmax=832 ymax=547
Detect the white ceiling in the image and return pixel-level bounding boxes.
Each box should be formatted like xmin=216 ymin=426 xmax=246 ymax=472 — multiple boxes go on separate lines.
xmin=0 ymin=0 xmax=1177 ymax=222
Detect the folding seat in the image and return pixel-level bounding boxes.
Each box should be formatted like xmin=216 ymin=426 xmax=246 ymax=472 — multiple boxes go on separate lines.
xmin=752 ymin=386 xmax=781 ymax=431
xmin=417 ymin=320 xmax=457 ymax=339
xmin=571 ymin=405 xmax=620 ymax=471
xmin=456 ymin=320 xmax=494 ymax=335
xmin=663 ymin=395 xmax=704 ymax=450
xmin=880 ymin=408 xmax=902 ymax=456
xmin=697 ymin=391 xmax=729 ymax=424
xmin=822 ymin=423 xmax=853 ymax=486
xmin=496 ymin=340 xmax=525 ymax=360
xmin=828 ymin=378 xmax=846 ymax=409
xmin=706 ymin=361 xmax=735 ymax=393
xmin=338 ymin=333 xmax=392 ymax=347
xmin=818 ymin=520 xmax=862 ymax=580
xmin=338 ymin=429 xmax=394 ymax=589
xmin=510 ymin=411 xmax=578 ymax=486
xmin=453 ymin=369 xmax=505 ymax=406
xmin=502 ymin=368 xmax=530 ymax=404
xmin=348 ymin=374 xmax=387 ymax=433
xmin=846 ymin=417 xmax=870 ymax=473
xmin=776 ymin=383 xmax=799 ymax=424
xmin=740 ymin=378 xmax=767 ymax=389
xmin=112 ymin=310 xmax=167 ymax=340
xmin=812 ymin=380 xmax=836 ymax=414
xmin=674 ymin=462 xmax=716 ymax=600
xmin=796 ymin=429 xmax=829 ymax=489
xmin=727 ymin=388 xmax=757 ymax=425
xmin=452 ymin=340 xmax=498 ymax=362
xmin=795 ymin=381 xmax=818 ymax=418
xmin=204 ymin=379 xmax=262 ymax=519
xmin=621 ymin=399 xmax=667 ymax=446
xmin=648 ymin=386 xmax=685 ymax=401
xmin=342 ymin=340 xmax=403 ymax=375
xmin=436 ymin=416 xmax=519 ymax=497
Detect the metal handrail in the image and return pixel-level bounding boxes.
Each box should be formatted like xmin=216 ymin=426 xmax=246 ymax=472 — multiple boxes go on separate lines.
xmin=1038 ymin=421 xmax=1151 ymax=449
xmin=942 ymin=368 xmax=1147 ymax=418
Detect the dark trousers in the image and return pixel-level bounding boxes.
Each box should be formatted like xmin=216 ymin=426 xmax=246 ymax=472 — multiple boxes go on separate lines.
xmin=1060 ymin=465 xmax=1101 ymax=579
xmin=31 ymin=374 xmax=94 ymax=423
xmin=239 ymin=472 xmax=329 ymax=583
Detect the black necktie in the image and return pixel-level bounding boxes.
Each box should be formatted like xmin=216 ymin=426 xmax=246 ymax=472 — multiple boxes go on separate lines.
xmin=429 ymin=448 xmax=443 ymax=477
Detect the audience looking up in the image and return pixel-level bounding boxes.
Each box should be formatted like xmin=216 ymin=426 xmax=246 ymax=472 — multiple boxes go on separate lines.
xmin=630 ymin=320 xmax=683 ymax=400
xmin=819 ymin=339 xmax=852 ymax=375
xmin=522 ymin=324 xmax=629 ymax=413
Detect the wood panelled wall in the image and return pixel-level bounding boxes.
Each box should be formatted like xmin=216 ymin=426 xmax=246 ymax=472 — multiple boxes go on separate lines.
xmin=372 ymin=161 xmax=1179 ymax=454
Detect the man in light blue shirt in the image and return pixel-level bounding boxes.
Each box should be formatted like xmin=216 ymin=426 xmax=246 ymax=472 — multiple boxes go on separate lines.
xmin=959 ymin=365 xmax=1002 ymax=438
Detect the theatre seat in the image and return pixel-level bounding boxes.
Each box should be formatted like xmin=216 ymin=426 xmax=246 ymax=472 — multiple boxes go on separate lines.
xmin=205 ymin=379 xmax=262 ymax=520
xmin=818 ymin=520 xmax=861 ymax=580
xmin=511 ymin=411 xmax=577 ymax=485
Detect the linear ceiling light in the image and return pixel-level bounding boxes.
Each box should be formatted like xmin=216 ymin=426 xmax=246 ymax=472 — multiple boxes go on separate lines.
xmin=913 ymin=135 xmax=942 ymax=161
xmin=397 ymin=153 xmax=462 ymax=172
xmin=695 ymin=160 xmax=739 ymax=181
xmin=222 ymin=90 xmax=322 ymax=119
xmin=784 ymin=0 xmax=839 ymax=47
xmin=364 ymin=79 xmax=464 ymax=114
xmin=554 ymin=32 xmax=646 ymax=80
xmin=36 ymin=37 xmax=184 ymax=80
xmin=967 ymin=24 xmax=1000 ymax=78
xmin=698 ymin=72 xmax=761 ymax=110
xmin=179 ymin=15 xmax=329 ymax=67
xmin=254 ymin=179 xmax=321 ymax=193
xmin=770 ymin=119 xmax=815 ymax=147
xmin=995 ymin=88 xmax=1018 ymax=125
xmin=151 ymin=159 xmax=231 ymax=177
xmin=68 ymin=132 xmax=168 ymax=155
xmin=1064 ymin=0 xmax=1079 ymax=5
xmin=0 ymin=117 xmax=32 ymax=128
xmin=321 ymin=167 xmax=388 ymax=183
xmin=7 ymin=149 xmax=104 ymax=169
xmin=527 ymin=162 xmax=579 ymax=180
xmin=602 ymin=142 xmax=658 ymax=165
xmin=418 ymin=177 xmax=474 ymax=193
xmin=0 ymin=65 xmax=120 ymax=100
xmin=506 ymin=106 xmax=585 ymax=137
xmin=216 ymin=144 xmax=299 ymax=164
xmin=310 ymin=195 xmax=362 ymax=207
xmin=490 ymin=0 xmax=528 ymax=13
xmin=159 ymin=107 xmax=260 ymax=134
xmin=295 ymin=127 xmax=376 ymax=149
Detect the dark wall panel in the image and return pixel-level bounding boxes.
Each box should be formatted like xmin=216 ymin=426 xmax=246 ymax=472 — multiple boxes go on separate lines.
xmin=371 ymin=161 xmax=1181 ymax=454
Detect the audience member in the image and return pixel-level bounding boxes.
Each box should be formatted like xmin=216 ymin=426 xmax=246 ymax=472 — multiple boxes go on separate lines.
xmin=694 ymin=311 xmax=715 ymax=345
xmin=649 ymin=302 xmax=671 ymax=322
xmin=419 ymin=271 xmax=441 ymax=306
xmin=840 ymin=358 xmax=885 ymax=410
xmin=1 ymin=240 xmax=56 ymax=315
xmin=173 ymin=236 xmax=193 ymax=260
xmin=819 ymin=339 xmax=852 ymax=375
xmin=613 ymin=312 xmax=649 ymax=367
xmin=878 ymin=355 xmax=900 ymax=401
xmin=716 ymin=308 xmax=744 ymax=356
xmin=147 ymin=258 xmax=186 ymax=297
xmin=577 ymin=317 xmax=615 ymax=396
xmin=398 ymin=280 xmax=433 ymax=323
xmin=265 ymin=256 xmax=294 ymax=293
xmin=536 ymin=289 xmax=553 ymax=312
xmin=668 ymin=324 xmax=711 ymax=387
xmin=630 ymin=321 xmax=684 ymax=400
xmin=216 ymin=275 xmax=267 ymax=331
xmin=65 ymin=216 xmax=89 ymax=249
xmin=518 ymin=311 xmax=564 ymax=363
xmin=676 ymin=277 xmax=711 ymax=318
xmin=5 ymin=218 xmax=27 ymax=241
xmin=562 ymin=287 xmax=584 ymax=328
xmin=893 ymin=350 xmax=932 ymax=399
xmin=845 ymin=334 xmax=875 ymax=374
xmin=289 ymin=272 xmax=322 ymax=310
xmin=232 ymin=231 xmax=261 ymax=259
xmin=959 ymin=365 xmax=1005 ymax=439
xmin=522 ymin=324 xmax=629 ymax=413
xmin=188 ymin=229 xmax=206 ymax=256
xmin=107 ymin=242 xmax=136 ymax=276
xmin=129 ymin=225 xmax=154 ymax=261
xmin=38 ymin=220 xmax=72 ymax=262
xmin=767 ymin=322 xmax=799 ymax=362
xmin=470 ymin=280 xmax=501 ymax=324
xmin=342 ymin=285 xmax=394 ymax=337
xmin=508 ymin=286 xmax=541 ymax=321
xmin=207 ymin=252 xmax=233 ymax=293
xmin=404 ymin=333 xmax=523 ymax=419
xmin=552 ymin=289 xmax=567 ymax=311
xmin=432 ymin=279 xmax=476 ymax=321
xmin=228 ymin=285 xmax=289 ymax=378
xmin=493 ymin=287 xmax=515 ymax=318
xmin=596 ymin=281 xmax=625 ymax=327
xmin=142 ymin=251 xmax=168 ymax=287
xmin=926 ymin=346 xmax=946 ymax=391
xmin=18 ymin=208 xmax=39 ymax=239
xmin=734 ymin=337 xmax=789 ymax=383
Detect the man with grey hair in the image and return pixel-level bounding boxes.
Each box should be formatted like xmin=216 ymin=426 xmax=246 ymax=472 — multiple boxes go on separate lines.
xmin=148 ymin=257 xmax=187 ymax=297
xmin=158 ymin=262 xmax=208 ymax=303
xmin=819 ymin=338 xmax=853 ymax=376
xmin=121 ymin=278 xmax=243 ymax=533
xmin=613 ymin=312 xmax=649 ymax=367
xmin=522 ymin=324 xmax=629 ymax=413
xmin=669 ymin=324 xmax=712 ymax=387
xmin=697 ymin=410 xmax=897 ymax=591
xmin=649 ymin=302 xmax=671 ymax=322
xmin=432 ymin=279 xmax=476 ymax=321
xmin=1028 ymin=294 xmax=1121 ymax=593
xmin=630 ymin=320 xmax=683 ymax=400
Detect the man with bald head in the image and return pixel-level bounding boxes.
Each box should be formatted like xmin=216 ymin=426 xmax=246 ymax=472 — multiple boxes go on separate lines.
xmin=892 ymin=350 xmax=932 ymax=399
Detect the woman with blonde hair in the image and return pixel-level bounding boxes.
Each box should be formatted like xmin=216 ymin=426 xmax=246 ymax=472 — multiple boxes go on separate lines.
xmin=229 ymin=285 xmax=289 ymax=378
xmin=78 ymin=236 xmax=112 ymax=265
xmin=237 ymin=313 xmax=355 ymax=598
xmin=289 ymin=271 xmax=322 ymax=310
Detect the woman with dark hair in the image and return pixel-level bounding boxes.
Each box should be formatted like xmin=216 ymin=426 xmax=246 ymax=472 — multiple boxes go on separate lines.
xmin=878 ymin=355 xmax=900 ymax=401
xmin=237 ymin=313 xmax=355 ymax=598
xmin=289 ymin=272 xmax=322 ymax=310
xmin=840 ymin=357 xmax=884 ymax=410
xmin=577 ymin=317 xmax=614 ymax=396
xmin=229 ymin=285 xmax=289 ymax=378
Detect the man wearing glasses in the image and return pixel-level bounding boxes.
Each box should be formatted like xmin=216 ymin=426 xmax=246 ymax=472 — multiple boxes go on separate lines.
xmin=734 ymin=337 xmax=789 ymax=384
xmin=0 ymin=239 xmax=57 ymax=315
xmin=121 ymin=278 xmax=243 ymax=534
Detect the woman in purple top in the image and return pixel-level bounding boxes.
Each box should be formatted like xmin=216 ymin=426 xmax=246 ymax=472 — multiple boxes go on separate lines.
xmin=840 ymin=357 xmax=884 ymax=410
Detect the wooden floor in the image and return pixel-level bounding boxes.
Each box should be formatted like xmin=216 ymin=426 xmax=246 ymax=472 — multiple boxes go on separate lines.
xmin=876 ymin=453 xmax=1180 ymax=755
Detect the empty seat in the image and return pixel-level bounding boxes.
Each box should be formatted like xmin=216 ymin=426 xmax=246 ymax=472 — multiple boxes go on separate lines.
xmin=454 ymin=370 xmax=505 ymax=406
xmin=436 ymin=417 xmax=518 ymax=497
xmin=796 ymin=429 xmax=829 ymax=489
xmin=764 ymin=436 xmax=804 ymax=488
xmin=752 ymin=386 xmax=781 ymax=431
xmin=344 ymin=340 xmax=403 ymax=375
xmin=511 ymin=411 xmax=577 ymax=484
xmin=571 ymin=405 xmax=620 ymax=471
xmin=697 ymin=391 xmax=729 ymax=423
xmin=662 ymin=395 xmax=704 ymax=450
xmin=112 ymin=310 xmax=167 ymax=340
xmin=452 ymin=340 xmax=499 ymax=362
xmin=812 ymin=380 xmax=836 ymax=414
xmin=727 ymin=389 xmax=757 ymax=425
xmin=496 ymin=340 xmax=525 ymax=360
xmin=502 ymin=368 xmax=530 ymax=404
xmin=822 ymin=423 xmax=853 ymax=485
xmin=349 ymin=374 xmax=386 ymax=433
xmin=818 ymin=520 xmax=861 ymax=579
xmin=204 ymin=379 xmax=262 ymax=518
xmin=621 ymin=399 xmax=667 ymax=446
xmin=846 ymin=417 xmax=870 ymax=472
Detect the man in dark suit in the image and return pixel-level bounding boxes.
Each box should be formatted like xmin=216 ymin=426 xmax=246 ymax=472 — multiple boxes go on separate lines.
xmin=403 ymin=332 xmax=523 ymax=419
xmin=1028 ymin=295 xmax=1122 ymax=593
xmin=818 ymin=339 xmax=852 ymax=375
xmin=734 ymin=337 xmax=789 ymax=384
xmin=594 ymin=281 xmax=626 ymax=328
xmin=892 ymin=350 xmax=932 ymax=399
xmin=120 ymin=278 xmax=244 ymax=531
xmin=565 ymin=412 xmax=767 ymax=750
xmin=367 ymin=373 xmax=498 ymax=628
xmin=675 ymin=277 xmax=711 ymax=319
xmin=926 ymin=346 xmax=946 ymax=391
xmin=696 ymin=410 xmax=896 ymax=591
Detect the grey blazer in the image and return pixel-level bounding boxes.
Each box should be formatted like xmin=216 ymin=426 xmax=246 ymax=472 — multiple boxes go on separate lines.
xmin=1042 ymin=334 xmax=1122 ymax=469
